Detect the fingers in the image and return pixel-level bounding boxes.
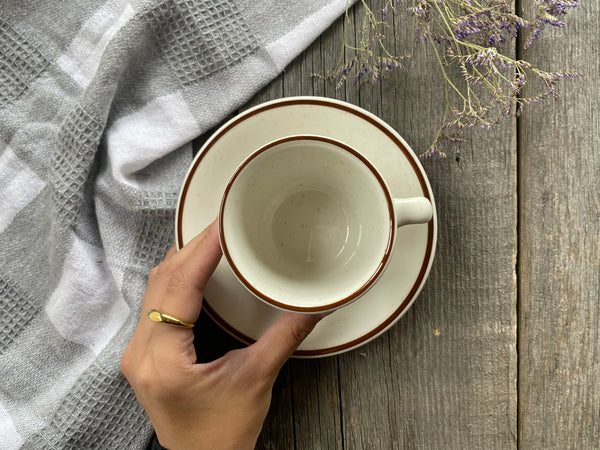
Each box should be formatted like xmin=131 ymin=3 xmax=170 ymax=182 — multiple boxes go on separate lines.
xmin=163 ymin=244 xmax=177 ymax=261
xmin=145 ymin=220 xmax=222 ymax=327
xmin=171 ymin=220 xmax=222 ymax=293
xmin=251 ymin=312 xmax=324 ymax=376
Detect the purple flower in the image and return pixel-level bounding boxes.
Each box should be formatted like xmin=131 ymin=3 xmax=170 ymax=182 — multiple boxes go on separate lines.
xmin=525 ymin=0 xmax=578 ymax=48
xmin=319 ymin=0 xmax=580 ymax=159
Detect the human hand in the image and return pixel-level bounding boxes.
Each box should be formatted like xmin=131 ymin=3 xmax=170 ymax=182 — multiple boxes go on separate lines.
xmin=121 ymin=220 xmax=323 ymax=450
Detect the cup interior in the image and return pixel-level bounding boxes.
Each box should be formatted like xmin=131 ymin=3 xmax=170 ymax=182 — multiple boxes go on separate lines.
xmin=219 ymin=136 xmax=394 ymax=311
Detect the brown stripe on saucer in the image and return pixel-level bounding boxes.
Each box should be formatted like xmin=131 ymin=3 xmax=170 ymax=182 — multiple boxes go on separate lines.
xmin=176 ymin=97 xmax=435 ymax=357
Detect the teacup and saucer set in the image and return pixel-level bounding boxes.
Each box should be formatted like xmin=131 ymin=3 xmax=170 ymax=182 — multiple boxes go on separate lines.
xmin=175 ymin=97 xmax=437 ymax=358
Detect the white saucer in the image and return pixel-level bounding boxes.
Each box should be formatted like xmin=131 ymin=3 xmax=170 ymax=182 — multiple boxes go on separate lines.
xmin=176 ymin=97 xmax=437 ymax=358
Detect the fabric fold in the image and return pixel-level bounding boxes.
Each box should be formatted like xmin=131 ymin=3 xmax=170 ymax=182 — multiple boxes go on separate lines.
xmin=0 ymin=0 xmax=351 ymax=447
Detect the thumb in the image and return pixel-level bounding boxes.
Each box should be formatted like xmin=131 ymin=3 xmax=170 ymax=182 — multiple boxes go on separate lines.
xmin=251 ymin=312 xmax=324 ymax=376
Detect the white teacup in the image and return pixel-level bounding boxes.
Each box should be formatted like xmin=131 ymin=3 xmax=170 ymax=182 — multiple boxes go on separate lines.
xmin=218 ymin=135 xmax=432 ymax=313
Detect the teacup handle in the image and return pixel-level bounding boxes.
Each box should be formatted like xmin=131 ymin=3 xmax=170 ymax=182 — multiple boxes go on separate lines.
xmin=393 ymin=197 xmax=433 ymax=227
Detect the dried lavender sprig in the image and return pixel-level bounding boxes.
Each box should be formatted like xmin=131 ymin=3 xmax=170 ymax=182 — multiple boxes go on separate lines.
xmin=524 ymin=0 xmax=578 ymax=49
xmin=320 ymin=0 xmax=580 ymax=158
xmin=409 ymin=0 xmax=581 ymax=157
xmin=316 ymin=0 xmax=406 ymax=87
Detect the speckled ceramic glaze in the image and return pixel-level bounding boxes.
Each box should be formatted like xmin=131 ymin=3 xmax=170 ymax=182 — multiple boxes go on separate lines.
xmin=218 ymin=135 xmax=432 ymax=313
xmin=176 ymin=97 xmax=437 ymax=358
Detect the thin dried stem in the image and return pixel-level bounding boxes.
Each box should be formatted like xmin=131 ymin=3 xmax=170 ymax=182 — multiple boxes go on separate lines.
xmin=318 ymin=0 xmax=581 ymax=158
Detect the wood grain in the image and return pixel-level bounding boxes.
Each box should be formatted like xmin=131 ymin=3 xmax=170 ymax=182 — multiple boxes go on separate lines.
xmin=518 ymin=2 xmax=600 ymax=448
xmin=282 ymin=23 xmax=345 ymax=450
xmin=191 ymin=1 xmax=599 ymax=448
xmin=237 ymin=77 xmax=300 ymax=450
xmin=337 ymin=2 xmax=402 ymax=449
xmin=333 ymin=1 xmax=518 ymax=448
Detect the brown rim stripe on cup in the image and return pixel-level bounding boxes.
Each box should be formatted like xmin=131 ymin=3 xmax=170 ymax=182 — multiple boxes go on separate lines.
xmin=218 ymin=135 xmax=395 ymax=313
xmin=176 ymin=97 xmax=434 ymax=357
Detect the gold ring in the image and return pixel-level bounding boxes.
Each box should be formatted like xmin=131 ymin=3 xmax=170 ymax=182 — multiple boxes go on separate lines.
xmin=147 ymin=309 xmax=195 ymax=329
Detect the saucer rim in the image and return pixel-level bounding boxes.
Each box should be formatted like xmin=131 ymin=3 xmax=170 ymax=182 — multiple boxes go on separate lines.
xmin=176 ymin=96 xmax=437 ymax=358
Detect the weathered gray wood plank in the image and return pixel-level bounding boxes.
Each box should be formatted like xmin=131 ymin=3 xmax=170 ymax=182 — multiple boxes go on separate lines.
xmin=335 ymin=0 xmax=518 ymax=448
xmin=283 ymin=26 xmax=345 ymax=450
xmin=237 ymin=77 xmax=299 ymax=450
xmin=518 ymin=2 xmax=600 ymax=447
xmin=235 ymin=1 xmax=519 ymax=448
xmin=337 ymin=2 xmax=400 ymax=449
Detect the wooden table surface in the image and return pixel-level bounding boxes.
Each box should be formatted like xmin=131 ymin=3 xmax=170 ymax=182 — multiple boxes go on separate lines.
xmin=193 ymin=2 xmax=599 ymax=448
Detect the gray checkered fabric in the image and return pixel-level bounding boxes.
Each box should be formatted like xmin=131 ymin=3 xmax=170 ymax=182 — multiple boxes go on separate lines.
xmin=0 ymin=0 xmax=348 ymax=448
xmin=51 ymin=105 xmax=104 ymax=227
xmin=144 ymin=0 xmax=258 ymax=85
xmin=0 ymin=19 xmax=50 ymax=106
xmin=0 ymin=278 xmax=39 ymax=355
